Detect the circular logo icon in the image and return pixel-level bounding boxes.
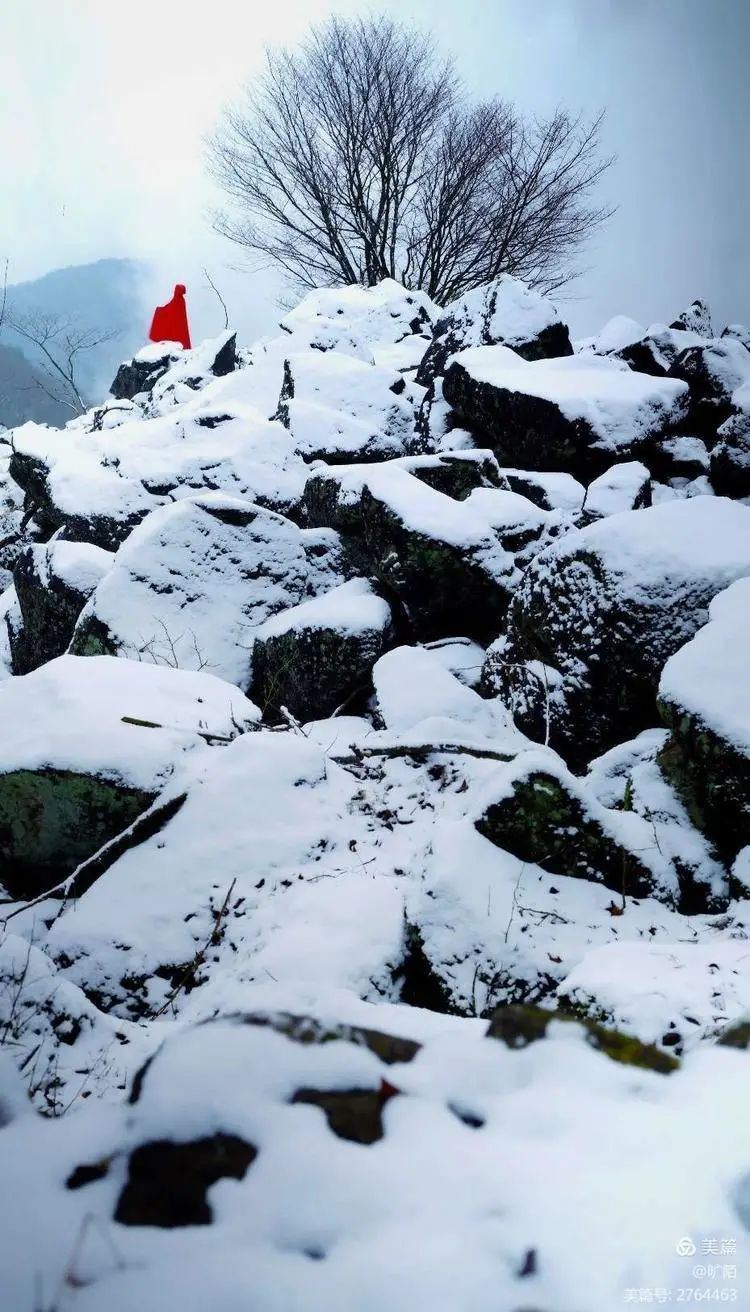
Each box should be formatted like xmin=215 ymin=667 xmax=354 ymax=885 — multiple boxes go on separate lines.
xmin=676 ymin=1237 xmax=697 ymax=1257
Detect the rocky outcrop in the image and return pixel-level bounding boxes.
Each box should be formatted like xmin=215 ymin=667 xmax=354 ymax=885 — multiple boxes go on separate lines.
xmin=442 ymin=347 xmax=688 ymax=478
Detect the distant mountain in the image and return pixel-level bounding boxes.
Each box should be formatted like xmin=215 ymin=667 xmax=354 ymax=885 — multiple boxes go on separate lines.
xmin=0 ymin=343 xmax=71 ymax=430
xmin=0 ymin=258 xmax=148 ymax=428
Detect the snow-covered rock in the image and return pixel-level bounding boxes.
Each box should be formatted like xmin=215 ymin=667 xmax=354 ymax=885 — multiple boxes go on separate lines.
xmin=252 ymin=579 xmax=394 ymax=721
xmin=70 ymin=493 xmax=313 ymax=689
xmin=711 ymin=382 xmax=750 ymax=498
xmin=274 ymin=350 xmax=419 ymax=463
xmin=0 ymin=653 xmax=258 ymax=896
xmin=659 ymin=576 xmax=750 ymax=861
xmin=11 ymin=537 xmax=112 ymax=672
xmin=497 ymin=496 xmax=750 ymax=763
xmin=582 ymin=460 xmax=652 ymax=520
xmin=415 ymin=274 xmax=572 ymax=390
xmin=667 ymin=336 xmax=750 ymax=436
xmin=442 ymin=346 xmax=688 ymax=477
xmin=304 ymin=461 xmax=517 ymax=641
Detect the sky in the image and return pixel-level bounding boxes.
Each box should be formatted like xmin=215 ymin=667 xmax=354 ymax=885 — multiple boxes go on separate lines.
xmin=1 ymin=0 xmax=748 ymax=344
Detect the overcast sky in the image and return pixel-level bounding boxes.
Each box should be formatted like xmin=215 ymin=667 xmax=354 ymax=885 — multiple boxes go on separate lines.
xmin=1 ymin=0 xmax=747 ymax=343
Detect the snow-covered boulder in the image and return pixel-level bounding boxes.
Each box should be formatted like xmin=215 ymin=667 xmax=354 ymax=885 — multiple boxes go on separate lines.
xmin=710 ymin=383 xmax=750 ymax=497
xmin=442 ymin=347 xmax=688 ymax=477
xmin=496 ymin=497 xmax=750 ymax=763
xmin=610 ymin=303 xmax=711 ymax=377
xmin=273 ymin=350 xmax=418 ymax=463
xmin=415 ymin=275 xmax=572 ymax=390
xmin=0 ymin=654 xmax=258 ymax=896
xmin=658 ymin=577 xmax=750 ymax=862
xmin=304 ymin=462 xmax=516 ymax=641
xmin=495 ymin=467 xmax=586 ymax=514
xmin=70 ymin=494 xmax=313 ymax=689
xmin=582 ymin=461 xmax=652 ymax=520
xmin=667 ymin=336 xmax=750 ymax=437
xmin=251 ymin=579 xmax=393 ymax=721
xmin=280 ymin=278 xmax=436 ymax=354
xmin=11 ymin=537 xmax=112 ymax=673
xmin=474 ymin=749 xmax=673 ymax=904
xmin=651 ymin=434 xmax=710 ymax=482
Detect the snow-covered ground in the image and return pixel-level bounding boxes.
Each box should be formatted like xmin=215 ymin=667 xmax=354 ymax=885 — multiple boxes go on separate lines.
xmin=1 ymin=275 xmax=749 ymax=1311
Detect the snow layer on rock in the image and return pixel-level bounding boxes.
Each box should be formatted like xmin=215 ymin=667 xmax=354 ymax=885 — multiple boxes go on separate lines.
xmin=659 ymin=576 xmax=750 ymax=754
xmin=373 ymin=645 xmax=505 ymax=738
xmin=538 ymin=495 xmax=750 ymax=601
xmin=74 ymin=493 xmax=310 ymax=686
xmin=559 ymin=939 xmax=750 ymax=1049
xmin=584 ymin=460 xmax=651 ymax=518
xmin=278 ymin=350 xmax=416 ymax=461
xmin=441 ymin=274 xmax=563 ymax=350
xmin=594 ymin=314 xmax=646 ymax=353
xmin=0 ymin=654 xmax=259 ymax=788
xmin=38 ymin=538 xmax=113 ymax=594
xmin=280 ymin=278 xmax=436 ymax=348
xmin=256 ymin=577 xmax=391 ymax=641
xmin=449 ymin=345 xmax=689 ymax=454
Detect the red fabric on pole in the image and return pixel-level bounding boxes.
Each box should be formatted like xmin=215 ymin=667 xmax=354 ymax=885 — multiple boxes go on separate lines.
xmin=149 ymin=283 xmax=191 ymax=350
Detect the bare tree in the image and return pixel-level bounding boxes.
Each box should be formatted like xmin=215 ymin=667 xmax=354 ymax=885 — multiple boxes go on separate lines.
xmin=208 ymin=15 xmax=613 ymax=302
xmin=5 ymin=309 xmax=120 ymax=416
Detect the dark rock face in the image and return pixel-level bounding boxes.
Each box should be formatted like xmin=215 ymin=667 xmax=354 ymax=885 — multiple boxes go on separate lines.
xmin=710 ymin=408 xmax=750 ymax=498
xmin=0 ymin=768 xmax=156 ymax=899
xmin=475 ymin=767 xmax=657 ymax=901
xmin=485 ymin=1004 xmax=678 ymax=1074
xmin=658 ymin=713 xmax=750 ymax=868
xmin=399 ymin=451 xmax=503 ymax=500
xmin=115 ymin=1134 xmax=257 ymax=1227
xmin=441 ymin=357 xmax=680 ymax=480
xmin=110 ymin=351 xmax=180 ymax=401
xmin=292 ymin=1084 xmax=396 ymax=1145
xmin=11 ymin=543 xmax=110 ymax=674
xmin=667 ymin=339 xmax=750 ymax=438
xmin=251 ymin=599 xmax=394 ymax=722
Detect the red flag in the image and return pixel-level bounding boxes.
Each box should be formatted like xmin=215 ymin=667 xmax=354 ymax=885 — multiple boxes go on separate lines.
xmin=149 ymin=283 xmax=191 ymax=350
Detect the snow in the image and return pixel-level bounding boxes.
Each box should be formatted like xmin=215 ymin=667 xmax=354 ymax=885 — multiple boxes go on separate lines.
xmin=278 ymin=350 xmax=417 ymax=462
xmin=584 ymin=460 xmax=651 ymax=517
xmin=0 ymin=654 xmax=259 ymax=788
xmin=659 ymin=576 xmax=750 ymax=754
xmin=439 ymin=274 xmax=563 ymax=349
xmin=256 ymin=578 xmax=391 ymax=641
xmin=373 ymin=645 xmax=504 ymax=737
xmin=280 ymin=278 xmax=436 ymax=349
xmin=538 ymin=495 xmax=750 ymax=599
xmin=36 ymin=537 xmax=113 ymax=593
xmin=594 ymin=313 xmax=646 ymax=353
xmin=450 ymin=345 xmax=689 ymax=453
xmin=559 ymin=939 xmax=750 ymax=1049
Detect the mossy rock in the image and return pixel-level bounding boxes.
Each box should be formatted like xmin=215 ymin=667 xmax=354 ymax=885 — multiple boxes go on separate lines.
xmin=658 ymin=701 xmax=750 ymax=865
xmin=0 ymin=768 xmax=156 ymax=898
xmin=717 ymin=1019 xmax=750 ymax=1049
xmin=251 ymin=614 xmax=392 ymax=722
xmin=486 ymin=1003 xmax=678 ymax=1074
xmin=475 ymin=768 xmax=656 ymax=900
xmin=304 ymin=476 xmax=510 ymax=642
